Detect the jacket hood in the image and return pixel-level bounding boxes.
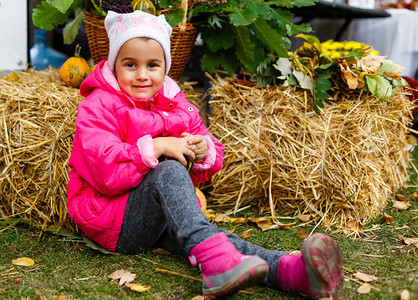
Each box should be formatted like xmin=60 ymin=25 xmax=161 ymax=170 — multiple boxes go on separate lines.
xmin=80 ymin=59 xmax=181 ymax=109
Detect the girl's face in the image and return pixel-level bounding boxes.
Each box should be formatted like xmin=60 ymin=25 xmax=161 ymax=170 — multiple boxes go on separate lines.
xmin=114 ymin=38 xmax=165 ymax=100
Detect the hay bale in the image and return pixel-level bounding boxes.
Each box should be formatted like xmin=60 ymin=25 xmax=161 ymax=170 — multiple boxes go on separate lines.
xmin=0 ymin=68 xmax=81 ymax=230
xmin=205 ymin=75 xmax=413 ymax=227
xmin=0 ymin=69 xmax=204 ymax=229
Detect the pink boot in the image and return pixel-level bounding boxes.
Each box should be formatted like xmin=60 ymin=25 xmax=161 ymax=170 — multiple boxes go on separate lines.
xmin=277 ymin=233 xmax=344 ymax=299
xmin=189 ymin=232 xmax=269 ymax=298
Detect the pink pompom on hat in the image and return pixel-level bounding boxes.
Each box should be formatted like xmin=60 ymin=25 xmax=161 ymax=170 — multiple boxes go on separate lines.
xmin=105 ymin=10 xmax=173 ymax=73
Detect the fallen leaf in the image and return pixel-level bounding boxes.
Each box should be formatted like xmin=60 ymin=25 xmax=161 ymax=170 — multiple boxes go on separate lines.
xmin=125 ymin=282 xmax=150 ymax=293
xmin=392 ymin=200 xmax=410 ymax=210
xmin=296 ymin=232 xmax=308 ymax=239
xmin=412 ymin=192 xmax=418 ymax=198
xmin=357 ymin=283 xmax=372 ymax=294
xmin=384 ymin=212 xmax=394 ymax=225
xmin=353 ymin=271 xmax=377 ymax=282
xmin=289 ymin=250 xmax=301 ymax=255
xmin=119 ymin=271 xmax=136 ymax=286
xmin=191 ymin=296 xmax=208 ymax=300
xmin=230 ymin=217 xmax=247 ymax=224
xmin=12 ymin=257 xmax=35 ymax=266
xmin=204 ymin=213 xmax=215 ymax=221
xmin=152 ymin=248 xmax=172 ymax=255
xmin=347 ymin=220 xmax=363 ymax=231
xmin=396 ymin=194 xmax=407 ymax=201
xmin=400 ymin=289 xmax=410 ymax=300
xmin=213 ymin=213 xmax=230 ymax=223
xmin=51 ymin=295 xmax=68 ymax=299
xmin=296 ymin=214 xmax=311 ymax=222
xmin=108 ymin=269 xmax=136 ymax=286
xmin=402 ymin=237 xmax=418 ymax=248
xmin=241 ymin=230 xmax=251 ymax=239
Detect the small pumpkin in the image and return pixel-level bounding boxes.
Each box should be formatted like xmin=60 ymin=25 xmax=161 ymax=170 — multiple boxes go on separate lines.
xmin=195 ymin=187 xmax=207 ymax=213
xmin=59 ymin=45 xmax=90 ymax=88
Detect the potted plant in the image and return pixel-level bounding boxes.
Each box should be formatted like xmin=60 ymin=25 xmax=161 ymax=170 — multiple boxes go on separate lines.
xmin=32 ymin=0 xmax=316 ymax=79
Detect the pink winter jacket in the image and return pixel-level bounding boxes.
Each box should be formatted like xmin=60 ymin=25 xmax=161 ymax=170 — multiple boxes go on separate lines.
xmin=67 ymin=60 xmax=224 ymax=251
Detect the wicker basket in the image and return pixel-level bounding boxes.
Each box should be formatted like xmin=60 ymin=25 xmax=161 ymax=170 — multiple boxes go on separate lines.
xmin=82 ymin=0 xmax=200 ymax=81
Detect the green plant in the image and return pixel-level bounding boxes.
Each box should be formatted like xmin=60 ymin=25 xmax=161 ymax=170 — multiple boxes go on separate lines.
xmin=32 ymin=0 xmax=315 ymax=74
xmin=193 ymin=0 xmax=315 ymax=75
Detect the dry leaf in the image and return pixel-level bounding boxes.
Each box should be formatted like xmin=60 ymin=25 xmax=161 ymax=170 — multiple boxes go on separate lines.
xmin=296 ymin=214 xmax=311 ymax=222
xmin=108 ymin=269 xmax=136 ymax=286
xmin=241 ymin=230 xmax=251 ymax=239
xmin=296 ymin=232 xmax=308 ymax=239
xmin=230 ymin=217 xmax=247 ymax=224
xmin=400 ymin=289 xmax=410 ymax=300
xmin=357 ymin=283 xmax=372 ymax=294
xmin=402 ymin=237 xmax=418 ymax=248
xmin=125 ymin=282 xmax=150 ymax=293
xmin=396 ymin=194 xmax=407 ymax=201
xmin=347 ymin=220 xmax=363 ymax=231
xmin=392 ymin=200 xmax=410 ymax=210
xmin=289 ymin=250 xmax=301 ymax=255
xmin=152 ymin=248 xmax=172 ymax=255
xmin=191 ymin=296 xmax=208 ymax=300
xmin=12 ymin=257 xmax=35 ymax=266
xmin=213 ymin=213 xmax=229 ymax=223
xmin=51 ymin=295 xmax=68 ymax=299
xmin=384 ymin=212 xmax=394 ymax=225
xmin=353 ymin=271 xmax=377 ymax=282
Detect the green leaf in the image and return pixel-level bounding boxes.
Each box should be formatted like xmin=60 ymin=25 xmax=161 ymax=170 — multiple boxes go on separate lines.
xmin=164 ymin=9 xmax=184 ymax=27
xmin=51 ymin=0 xmax=75 ymax=14
xmin=377 ymin=59 xmax=406 ymax=75
xmin=316 ymin=72 xmax=333 ymax=92
xmin=201 ymin=53 xmax=221 ymax=73
xmin=63 ymin=8 xmax=83 ymax=45
xmin=365 ymin=75 xmax=393 ymax=100
xmin=32 ymin=2 xmax=69 ymax=30
xmin=269 ymin=0 xmax=317 ymax=8
xmin=229 ymin=7 xmax=258 ymax=26
xmin=296 ymin=33 xmax=322 ymax=53
xmin=232 ymin=26 xmax=256 ymax=69
xmin=270 ymin=8 xmax=295 ymax=35
xmin=251 ymin=18 xmax=288 ymax=57
xmin=218 ymin=50 xmax=241 ymax=74
xmin=201 ymin=26 xmax=234 ymax=52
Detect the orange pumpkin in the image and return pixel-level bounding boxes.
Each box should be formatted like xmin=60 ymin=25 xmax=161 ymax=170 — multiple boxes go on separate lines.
xmin=195 ymin=187 xmax=207 ymax=213
xmin=59 ymin=45 xmax=90 ymax=88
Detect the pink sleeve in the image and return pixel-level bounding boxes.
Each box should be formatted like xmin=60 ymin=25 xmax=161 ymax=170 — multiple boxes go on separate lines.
xmin=136 ymin=134 xmax=159 ymax=168
xmin=192 ymin=135 xmax=216 ymax=171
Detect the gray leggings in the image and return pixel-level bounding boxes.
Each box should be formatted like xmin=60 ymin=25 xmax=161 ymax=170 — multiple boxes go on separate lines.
xmin=115 ymin=160 xmax=285 ymax=287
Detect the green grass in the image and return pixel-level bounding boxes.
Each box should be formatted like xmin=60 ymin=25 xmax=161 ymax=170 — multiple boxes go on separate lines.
xmin=0 ymin=148 xmax=417 ymax=299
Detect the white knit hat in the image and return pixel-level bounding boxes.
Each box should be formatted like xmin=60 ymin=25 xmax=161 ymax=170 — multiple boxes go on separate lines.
xmin=105 ymin=10 xmax=172 ymax=73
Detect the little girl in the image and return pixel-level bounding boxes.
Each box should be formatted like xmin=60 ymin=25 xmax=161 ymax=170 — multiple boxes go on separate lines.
xmin=67 ymin=10 xmax=343 ymax=299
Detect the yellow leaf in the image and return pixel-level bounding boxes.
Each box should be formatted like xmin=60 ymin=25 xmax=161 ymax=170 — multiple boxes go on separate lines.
xmin=12 ymin=257 xmax=34 ymax=266
xmin=392 ymin=200 xmax=410 ymax=210
xmin=400 ymin=289 xmax=410 ymax=300
xmin=357 ymin=283 xmax=372 ymax=294
xmin=347 ymin=220 xmax=363 ymax=231
xmin=241 ymin=230 xmax=251 ymax=239
xmin=230 ymin=217 xmax=247 ymax=224
xmin=353 ymin=271 xmax=377 ymax=282
xmin=125 ymin=282 xmax=150 ymax=293
xmin=8 ymin=72 xmax=20 ymax=81
xmin=296 ymin=232 xmax=308 ymax=239
xmin=384 ymin=212 xmax=394 ymax=225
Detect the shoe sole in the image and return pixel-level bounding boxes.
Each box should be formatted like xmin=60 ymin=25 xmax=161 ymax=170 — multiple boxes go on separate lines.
xmin=302 ymin=233 xmax=344 ymax=299
xmin=203 ymin=258 xmax=269 ymax=299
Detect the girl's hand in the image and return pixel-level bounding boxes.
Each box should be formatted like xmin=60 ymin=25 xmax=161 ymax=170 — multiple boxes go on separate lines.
xmin=153 ymin=136 xmax=196 ymax=166
xmin=181 ymin=132 xmax=207 ymax=163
